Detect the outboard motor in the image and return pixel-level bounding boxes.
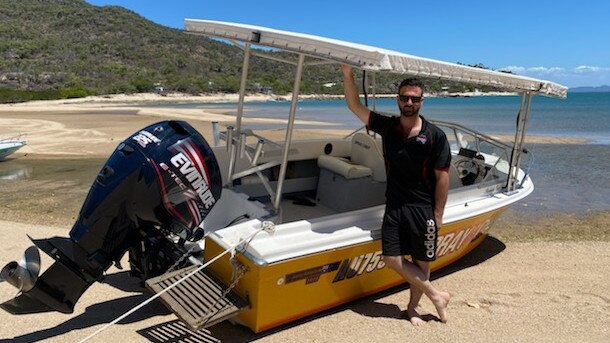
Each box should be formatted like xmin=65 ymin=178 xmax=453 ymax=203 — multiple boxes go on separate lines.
xmin=0 ymin=120 xmax=222 ymax=314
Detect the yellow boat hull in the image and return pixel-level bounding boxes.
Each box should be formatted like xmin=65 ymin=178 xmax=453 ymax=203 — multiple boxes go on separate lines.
xmin=204 ymin=206 xmax=505 ymax=333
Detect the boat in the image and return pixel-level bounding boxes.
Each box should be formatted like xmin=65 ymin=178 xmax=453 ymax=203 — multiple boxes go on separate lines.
xmin=0 ymin=137 xmax=26 ymax=161
xmin=0 ymin=19 xmax=566 ymax=337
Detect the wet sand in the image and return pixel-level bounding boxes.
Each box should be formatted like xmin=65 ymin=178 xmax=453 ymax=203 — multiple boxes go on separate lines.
xmin=0 ymin=100 xmax=609 ymax=342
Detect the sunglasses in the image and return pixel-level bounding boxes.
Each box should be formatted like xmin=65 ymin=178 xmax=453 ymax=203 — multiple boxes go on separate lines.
xmin=398 ymin=95 xmax=423 ymax=103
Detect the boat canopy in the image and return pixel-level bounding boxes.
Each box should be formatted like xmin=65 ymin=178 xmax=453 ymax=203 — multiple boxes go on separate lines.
xmin=184 ymin=19 xmax=567 ymax=98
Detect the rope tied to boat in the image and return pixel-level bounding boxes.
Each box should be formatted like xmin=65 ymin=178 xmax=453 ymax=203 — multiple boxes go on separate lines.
xmin=77 ymin=222 xmax=271 ymax=343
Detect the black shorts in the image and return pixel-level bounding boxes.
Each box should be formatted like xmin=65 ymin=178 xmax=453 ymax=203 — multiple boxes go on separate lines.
xmin=381 ymin=203 xmax=438 ymax=261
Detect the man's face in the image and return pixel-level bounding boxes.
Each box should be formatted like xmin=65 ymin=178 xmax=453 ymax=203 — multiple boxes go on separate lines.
xmin=397 ymin=86 xmax=424 ymax=117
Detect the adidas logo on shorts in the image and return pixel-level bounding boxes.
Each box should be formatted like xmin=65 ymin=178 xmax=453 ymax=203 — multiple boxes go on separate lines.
xmin=425 ymin=219 xmax=436 ymax=259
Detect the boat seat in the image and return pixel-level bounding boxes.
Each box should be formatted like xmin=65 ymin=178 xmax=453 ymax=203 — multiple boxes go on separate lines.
xmin=317 ymin=155 xmax=372 ymax=179
xmin=317 ymin=132 xmax=386 ymax=182
xmin=316 ymin=132 xmax=386 ymax=212
xmin=349 ymin=132 xmax=386 ymax=182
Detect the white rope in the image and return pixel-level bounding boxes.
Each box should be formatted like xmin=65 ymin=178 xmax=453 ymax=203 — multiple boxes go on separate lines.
xmin=77 ymin=226 xmax=266 ymax=343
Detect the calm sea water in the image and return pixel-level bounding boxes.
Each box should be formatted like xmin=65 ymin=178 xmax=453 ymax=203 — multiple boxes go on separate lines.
xmin=170 ymin=92 xmax=609 ymax=214
xmin=173 ymin=92 xmax=610 ymax=145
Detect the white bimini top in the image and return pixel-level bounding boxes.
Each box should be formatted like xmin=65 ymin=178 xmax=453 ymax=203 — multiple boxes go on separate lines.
xmin=184 ymin=19 xmax=567 ymax=98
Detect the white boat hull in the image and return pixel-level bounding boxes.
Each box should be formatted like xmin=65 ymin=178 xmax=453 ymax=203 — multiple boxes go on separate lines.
xmin=0 ymin=140 xmax=26 ymax=160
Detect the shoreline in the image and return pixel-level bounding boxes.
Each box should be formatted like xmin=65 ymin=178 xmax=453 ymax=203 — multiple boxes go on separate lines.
xmin=0 ymin=90 xmax=519 ymax=107
xmin=0 ymin=93 xmax=592 ymax=149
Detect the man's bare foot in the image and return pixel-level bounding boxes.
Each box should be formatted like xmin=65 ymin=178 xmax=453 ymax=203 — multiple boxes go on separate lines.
xmin=406 ymin=308 xmax=426 ymax=326
xmin=431 ymin=291 xmax=450 ymax=323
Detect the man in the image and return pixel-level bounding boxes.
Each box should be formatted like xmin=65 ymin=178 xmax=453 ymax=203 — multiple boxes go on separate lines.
xmin=341 ymin=65 xmax=451 ymax=325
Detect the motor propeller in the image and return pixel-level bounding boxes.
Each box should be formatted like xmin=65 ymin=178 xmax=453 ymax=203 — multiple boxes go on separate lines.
xmin=0 ymin=246 xmax=41 ymax=295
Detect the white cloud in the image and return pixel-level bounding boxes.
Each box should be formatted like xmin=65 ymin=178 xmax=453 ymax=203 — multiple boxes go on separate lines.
xmin=528 ymin=66 xmax=565 ymax=74
xmin=502 ymin=66 xmax=565 ymax=74
xmin=574 ymin=65 xmax=610 ymax=73
xmin=500 ymin=65 xmax=610 ymax=87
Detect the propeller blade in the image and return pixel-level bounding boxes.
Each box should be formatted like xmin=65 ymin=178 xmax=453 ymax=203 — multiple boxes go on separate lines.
xmin=18 ymin=246 xmax=41 ymax=292
xmin=0 ymin=261 xmax=22 ymax=290
xmin=0 ymin=246 xmax=41 ymax=294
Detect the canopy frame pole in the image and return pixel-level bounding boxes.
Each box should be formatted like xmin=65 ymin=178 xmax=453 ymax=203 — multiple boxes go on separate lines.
xmin=235 ymin=42 xmax=251 ymax=137
xmin=370 ymin=72 xmax=377 ymax=111
xmin=273 ymin=53 xmax=305 ymax=211
xmin=507 ymin=92 xmax=533 ymax=192
xmin=226 ymin=42 xmax=251 ymax=185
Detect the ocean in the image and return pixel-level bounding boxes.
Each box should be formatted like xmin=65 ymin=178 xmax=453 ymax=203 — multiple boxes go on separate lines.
xmin=170 ymin=92 xmax=610 ymax=145
xmin=181 ymin=92 xmax=610 ymax=214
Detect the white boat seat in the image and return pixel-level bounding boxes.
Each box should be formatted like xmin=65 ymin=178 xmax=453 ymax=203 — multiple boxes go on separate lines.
xmin=317 ymin=132 xmax=386 ymax=182
xmin=315 ymin=132 xmax=387 ymax=212
xmin=350 ymin=132 xmax=386 ymax=182
xmin=317 ymin=154 xmax=372 ymax=179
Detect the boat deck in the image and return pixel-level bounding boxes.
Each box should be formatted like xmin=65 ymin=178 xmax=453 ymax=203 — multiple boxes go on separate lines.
xmin=278 ymin=194 xmax=338 ymax=222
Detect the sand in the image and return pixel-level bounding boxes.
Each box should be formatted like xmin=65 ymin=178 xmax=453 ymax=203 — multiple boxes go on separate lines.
xmin=0 ymin=95 xmax=608 ymax=342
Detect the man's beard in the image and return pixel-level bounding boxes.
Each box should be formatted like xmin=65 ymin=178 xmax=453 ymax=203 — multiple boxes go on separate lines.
xmin=400 ymin=105 xmax=419 ymax=117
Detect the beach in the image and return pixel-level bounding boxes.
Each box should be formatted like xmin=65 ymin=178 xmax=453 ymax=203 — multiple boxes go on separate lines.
xmin=0 ymin=94 xmax=609 ymax=342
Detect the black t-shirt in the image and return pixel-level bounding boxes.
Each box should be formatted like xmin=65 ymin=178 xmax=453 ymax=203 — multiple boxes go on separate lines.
xmin=368 ymin=111 xmax=451 ymax=206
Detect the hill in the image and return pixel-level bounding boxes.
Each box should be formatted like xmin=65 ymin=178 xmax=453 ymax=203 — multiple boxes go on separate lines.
xmin=0 ymin=0 xmax=498 ymax=103
xmin=569 ymin=85 xmax=610 ymax=93
xmin=1 ymin=0 xmax=260 ymax=98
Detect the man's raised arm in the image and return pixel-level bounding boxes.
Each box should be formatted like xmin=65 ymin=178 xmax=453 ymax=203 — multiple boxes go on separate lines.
xmin=342 ymin=64 xmax=371 ymax=124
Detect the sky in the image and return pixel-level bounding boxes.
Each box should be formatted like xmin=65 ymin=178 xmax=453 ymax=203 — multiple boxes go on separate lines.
xmin=85 ymin=0 xmax=610 ymax=88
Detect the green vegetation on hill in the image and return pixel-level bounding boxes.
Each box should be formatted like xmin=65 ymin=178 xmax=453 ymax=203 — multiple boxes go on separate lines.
xmin=0 ymin=0 xmax=503 ymax=103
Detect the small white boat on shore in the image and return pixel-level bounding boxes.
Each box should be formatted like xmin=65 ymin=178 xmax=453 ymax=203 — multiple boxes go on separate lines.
xmin=0 ymin=137 xmax=26 ymax=161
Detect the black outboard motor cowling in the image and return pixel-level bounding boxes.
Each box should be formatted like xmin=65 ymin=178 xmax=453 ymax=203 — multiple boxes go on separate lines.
xmin=0 ymin=120 xmax=222 ymax=314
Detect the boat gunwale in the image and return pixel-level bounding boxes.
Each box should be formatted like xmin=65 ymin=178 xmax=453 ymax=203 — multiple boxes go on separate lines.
xmin=206 ymin=175 xmax=531 ymax=266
